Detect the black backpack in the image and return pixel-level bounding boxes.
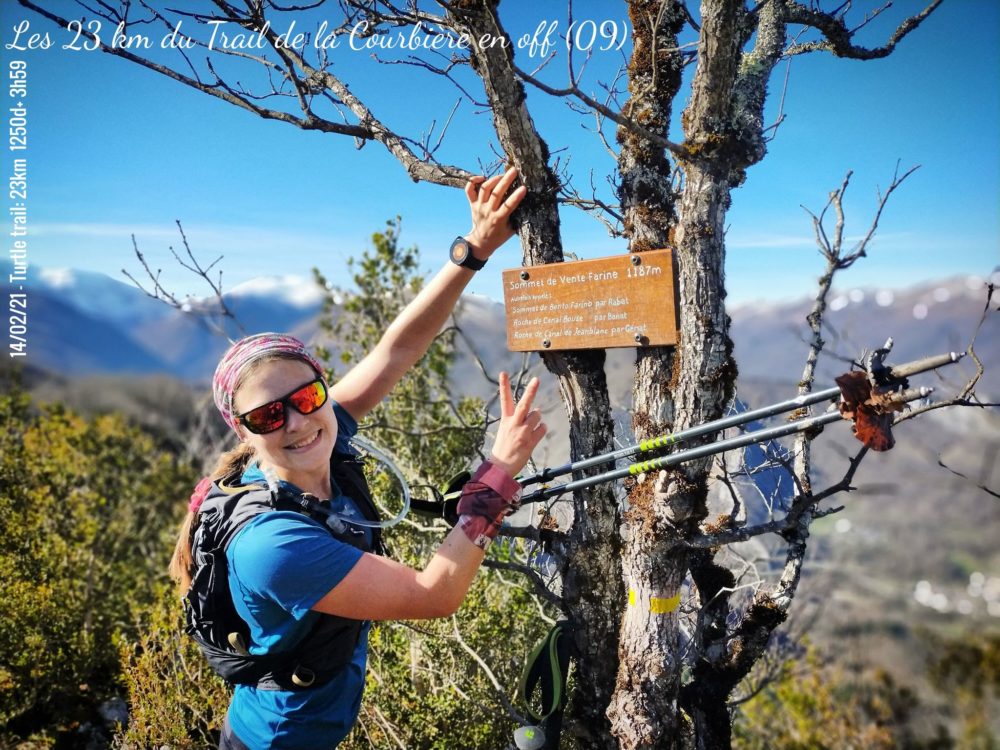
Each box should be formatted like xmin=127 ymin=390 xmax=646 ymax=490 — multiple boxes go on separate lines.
xmin=183 ymin=453 xmax=384 ymax=691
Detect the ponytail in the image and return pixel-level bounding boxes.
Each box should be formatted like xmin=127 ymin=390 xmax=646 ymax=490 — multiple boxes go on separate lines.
xmin=169 ymin=442 xmax=256 ymax=593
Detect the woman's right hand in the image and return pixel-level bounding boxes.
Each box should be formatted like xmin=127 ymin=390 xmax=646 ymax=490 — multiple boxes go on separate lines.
xmin=489 ymin=372 xmax=547 ymax=479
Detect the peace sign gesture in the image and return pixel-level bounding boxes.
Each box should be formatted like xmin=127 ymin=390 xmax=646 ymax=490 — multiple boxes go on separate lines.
xmin=489 ymin=372 xmax=547 ymax=479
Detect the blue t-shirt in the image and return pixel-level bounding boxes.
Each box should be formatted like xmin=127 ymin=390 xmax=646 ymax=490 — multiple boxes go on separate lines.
xmin=226 ymin=401 xmax=370 ymax=749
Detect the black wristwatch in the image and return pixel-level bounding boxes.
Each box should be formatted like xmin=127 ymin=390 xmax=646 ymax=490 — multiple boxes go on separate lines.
xmin=449 ymin=236 xmax=487 ymax=271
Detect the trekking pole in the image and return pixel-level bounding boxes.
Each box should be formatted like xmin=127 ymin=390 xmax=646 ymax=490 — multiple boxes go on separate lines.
xmin=413 ymin=350 xmax=961 ymax=522
xmin=517 ymin=350 xmax=963 ymax=492
xmin=518 ymin=385 xmax=934 ymax=505
xmin=518 ymin=386 xmax=842 ymax=488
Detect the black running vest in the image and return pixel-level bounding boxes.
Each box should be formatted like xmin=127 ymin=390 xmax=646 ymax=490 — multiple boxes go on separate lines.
xmin=183 ymin=452 xmax=384 ymax=691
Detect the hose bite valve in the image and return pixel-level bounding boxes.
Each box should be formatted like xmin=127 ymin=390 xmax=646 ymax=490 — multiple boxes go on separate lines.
xmin=514 ymin=725 xmax=546 ymax=750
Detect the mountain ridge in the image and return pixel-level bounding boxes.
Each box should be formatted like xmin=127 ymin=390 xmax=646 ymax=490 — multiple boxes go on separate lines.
xmin=6 ymin=262 xmax=997 ymax=400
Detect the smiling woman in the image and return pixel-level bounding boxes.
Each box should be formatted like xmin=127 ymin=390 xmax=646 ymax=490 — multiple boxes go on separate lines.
xmin=167 ymin=168 xmax=548 ymax=750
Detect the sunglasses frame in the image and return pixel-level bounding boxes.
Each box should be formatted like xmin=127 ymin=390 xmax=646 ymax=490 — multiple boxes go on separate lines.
xmin=236 ymin=377 xmax=329 ymax=435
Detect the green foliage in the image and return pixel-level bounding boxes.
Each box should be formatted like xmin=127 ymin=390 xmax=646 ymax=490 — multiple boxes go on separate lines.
xmin=925 ymin=630 xmax=1000 ymax=750
xmin=104 ymin=219 xmax=548 ymax=749
xmin=0 ymin=382 xmax=196 ymax=745
xmin=314 ymin=217 xmax=486 ymax=487
xmin=343 ymin=576 xmax=545 ymax=750
xmin=114 ymin=585 xmax=230 ymax=749
xmin=312 ymin=219 xmax=552 ymax=748
xmin=733 ymin=642 xmax=953 ymax=750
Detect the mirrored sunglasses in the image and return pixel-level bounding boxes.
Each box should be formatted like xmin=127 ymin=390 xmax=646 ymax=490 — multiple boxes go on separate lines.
xmin=236 ymin=378 xmax=328 ymax=435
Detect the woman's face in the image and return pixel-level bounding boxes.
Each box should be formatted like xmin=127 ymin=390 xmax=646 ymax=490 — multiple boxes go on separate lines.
xmin=232 ymin=358 xmax=338 ymax=488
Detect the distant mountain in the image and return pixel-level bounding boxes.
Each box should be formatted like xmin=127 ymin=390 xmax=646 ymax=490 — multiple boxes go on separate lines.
xmin=7 ymin=261 xmax=997 ymax=403
xmin=728 ymin=274 xmax=999 ymax=399
xmin=30 ymin=265 xmax=172 ymax=327
xmin=6 ymin=263 xmax=995 ymax=707
xmin=9 ymin=264 xmax=328 ymax=383
xmin=20 ymin=285 xmax=173 ymax=376
xmin=130 ymin=275 xmax=329 ymax=382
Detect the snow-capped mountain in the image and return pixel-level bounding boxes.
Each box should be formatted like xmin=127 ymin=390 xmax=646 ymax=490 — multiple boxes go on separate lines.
xmin=31 ymin=266 xmax=173 ymax=327
xmin=5 ymin=261 xmax=997 ymax=400
xmin=5 ymin=262 xmax=328 ymax=380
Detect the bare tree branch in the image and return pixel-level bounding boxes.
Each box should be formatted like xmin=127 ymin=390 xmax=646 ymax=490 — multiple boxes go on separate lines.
xmin=122 ymin=221 xmax=246 ymax=339
xmin=16 ymin=0 xmax=378 ymax=138
xmin=785 ymin=0 xmax=943 ymax=58
xmin=482 ymin=558 xmax=563 ymax=610
xmin=513 ymin=62 xmax=690 ymax=162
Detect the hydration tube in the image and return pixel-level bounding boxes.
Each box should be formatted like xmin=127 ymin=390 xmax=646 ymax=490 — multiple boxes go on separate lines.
xmin=298 ymin=434 xmax=412 ymax=530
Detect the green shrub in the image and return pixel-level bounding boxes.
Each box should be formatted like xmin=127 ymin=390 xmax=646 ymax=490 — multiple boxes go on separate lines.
xmin=112 ymin=222 xmax=554 ymax=748
xmin=733 ymin=642 xmax=953 ymax=750
xmin=0 ymin=384 xmax=196 ymax=745
xmin=114 ymin=585 xmax=230 ymax=749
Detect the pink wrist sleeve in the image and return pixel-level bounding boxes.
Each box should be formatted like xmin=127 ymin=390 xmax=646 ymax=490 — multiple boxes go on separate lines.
xmin=456 ymin=460 xmax=522 ymax=549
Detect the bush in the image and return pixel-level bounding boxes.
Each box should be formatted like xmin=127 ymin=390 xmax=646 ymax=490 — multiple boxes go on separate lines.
xmin=111 ymin=222 xmax=554 ymax=748
xmin=0 ymin=383 xmax=196 ymax=745
xmin=733 ymin=642 xmax=953 ymax=750
xmin=114 ymin=585 xmax=230 ymax=749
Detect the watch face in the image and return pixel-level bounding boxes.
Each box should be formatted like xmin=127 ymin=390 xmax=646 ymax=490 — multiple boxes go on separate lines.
xmin=450 ymin=238 xmax=470 ymax=264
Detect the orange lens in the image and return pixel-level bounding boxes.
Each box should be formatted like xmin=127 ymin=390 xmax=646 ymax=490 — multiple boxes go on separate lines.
xmin=238 ymin=379 xmax=327 ymax=435
xmin=241 ymin=400 xmax=286 ymax=434
xmin=288 ymin=380 xmax=327 ymax=416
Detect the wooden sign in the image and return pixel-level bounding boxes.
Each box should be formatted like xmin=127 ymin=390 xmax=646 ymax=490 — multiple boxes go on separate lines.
xmin=502 ymin=249 xmax=678 ymax=352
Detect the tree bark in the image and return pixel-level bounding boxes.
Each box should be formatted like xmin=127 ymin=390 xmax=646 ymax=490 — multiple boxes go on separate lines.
xmin=612 ymin=0 xmax=779 ymax=745
xmin=14 ymin=0 xmax=941 ymax=746
xmin=671 ymin=3 xmax=787 ymax=747
xmin=608 ymin=2 xmax=690 ymax=748
xmin=445 ymin=4 xmax=624 ymax=746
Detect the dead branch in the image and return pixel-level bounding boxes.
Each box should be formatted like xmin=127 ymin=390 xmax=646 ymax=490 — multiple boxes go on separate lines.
xmin=513 ymin=62 xmax=689 ymax=162
xmin=17 ymin=1 xmax=375 ymax=137
xmin=450 ymin=616 xmax=527 ymax=724
xmin=483 ymin=558 xmax=563 ymax=611
xmin=18 ymin=0 xmax=475 ymax=188
xmin=122 ymin=221 xmax=246 ymax=340
xmin=898 ymin=283 xmax=998 ymax=420
xmin=934 ymin=457 xmax=1000 ymax=501
xmin=784 ymin=0 xmax=943 ymax=58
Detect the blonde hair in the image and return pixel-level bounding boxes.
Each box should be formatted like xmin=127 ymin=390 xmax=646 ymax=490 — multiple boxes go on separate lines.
xmin=168 ymin=442 xmax=255 ymax=593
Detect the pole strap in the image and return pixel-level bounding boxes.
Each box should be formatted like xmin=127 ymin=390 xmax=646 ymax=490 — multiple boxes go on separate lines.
xmin=518 ymin=621 xmax=572 ymax=724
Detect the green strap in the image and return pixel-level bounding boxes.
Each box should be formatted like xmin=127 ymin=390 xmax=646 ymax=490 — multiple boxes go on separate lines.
xmin=518 ymin=621 xmax=571 ymax=723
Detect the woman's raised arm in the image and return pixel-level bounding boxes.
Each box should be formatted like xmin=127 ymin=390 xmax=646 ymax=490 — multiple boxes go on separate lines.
xmin=331 ymin=167 xmax=526 ymax=423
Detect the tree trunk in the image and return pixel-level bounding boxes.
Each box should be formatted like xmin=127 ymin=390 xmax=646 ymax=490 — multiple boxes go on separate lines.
xmin=672 ymin=3 xmax=788 ymax=746
xmin=446 ymin=4 xmax=624 ymax=746
xmin=608 ymin=2 xmax=691 ymax=748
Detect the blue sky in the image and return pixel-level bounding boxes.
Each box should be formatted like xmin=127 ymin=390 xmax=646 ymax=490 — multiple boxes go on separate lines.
xmin=2 ymin=0 xmax=997 ymax=306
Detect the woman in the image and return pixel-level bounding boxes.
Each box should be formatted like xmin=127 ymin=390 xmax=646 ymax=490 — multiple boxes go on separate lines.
xmin=169 ymin=167 xmax=547 ymax=748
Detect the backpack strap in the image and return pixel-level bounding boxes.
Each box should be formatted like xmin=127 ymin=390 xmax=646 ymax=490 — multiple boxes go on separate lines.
xmin=330 ymin=451 xmax=386 ymax=555
xmin=187 ymin=458 xmax=385 ymax=691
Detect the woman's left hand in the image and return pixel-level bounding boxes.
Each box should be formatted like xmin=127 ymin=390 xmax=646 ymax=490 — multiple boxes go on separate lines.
xmin=463 ymin=166 xmax=527 ymax=260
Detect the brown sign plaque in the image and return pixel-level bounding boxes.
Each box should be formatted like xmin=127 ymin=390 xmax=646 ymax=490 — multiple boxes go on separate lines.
xmin=502 ymin=249 xmax=678 ymax=352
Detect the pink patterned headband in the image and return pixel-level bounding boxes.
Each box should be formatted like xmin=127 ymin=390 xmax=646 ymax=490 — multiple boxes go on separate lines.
xmin=212 ymin=332 xmax=325 ymax=433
